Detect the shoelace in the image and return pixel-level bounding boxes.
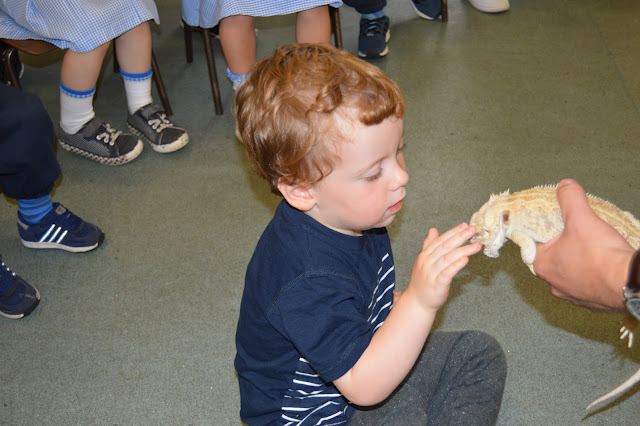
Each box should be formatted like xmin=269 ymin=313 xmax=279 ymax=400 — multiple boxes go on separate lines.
xmin=0 ymin=257 xmax=17 ymax=292
xmin=95 ymin=123 xmax=122 ymax=146
xmin=361 ymin=17 xmax=386 ymax=37
xmin=148 ymin=113 xmax=172 ymax=133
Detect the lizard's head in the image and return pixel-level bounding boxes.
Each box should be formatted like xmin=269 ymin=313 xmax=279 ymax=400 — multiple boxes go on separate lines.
xmin=469 ymin=191 xmax=510 ymax=258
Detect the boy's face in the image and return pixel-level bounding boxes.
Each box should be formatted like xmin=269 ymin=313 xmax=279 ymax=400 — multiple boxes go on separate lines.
xmin=306 ymin=117 xmax=408 ymax=236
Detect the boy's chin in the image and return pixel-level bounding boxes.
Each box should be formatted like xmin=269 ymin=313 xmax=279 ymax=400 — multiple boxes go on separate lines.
xmin=371 ymin=214 xmax=398 ymax=230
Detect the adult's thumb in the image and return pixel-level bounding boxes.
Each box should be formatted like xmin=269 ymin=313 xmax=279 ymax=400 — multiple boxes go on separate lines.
xmin=555 ymin=179 xmax=592 ymax=223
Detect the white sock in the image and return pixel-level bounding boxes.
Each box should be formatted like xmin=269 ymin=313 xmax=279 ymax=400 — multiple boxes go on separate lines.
xmin=226 ymin=68 xmax=249 ymax=91
xmin=59 ymin=82 xmax=95 ymax=134
xmin=121 ymin=67 xmax=153 ymax=114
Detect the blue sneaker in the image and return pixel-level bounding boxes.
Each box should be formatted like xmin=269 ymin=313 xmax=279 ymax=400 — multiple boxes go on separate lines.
xmin=17 ymin=203 xmax=105 ymax=252
xmin=357 ymin=15 xmax=390 ymax=59
xmin=410 ymin=0 xmax=443 ymax=20
xmin=0 ymin=256 xmax=40 ymax=319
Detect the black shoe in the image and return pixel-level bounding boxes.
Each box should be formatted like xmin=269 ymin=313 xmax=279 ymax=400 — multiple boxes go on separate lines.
xmin=357 ymin=15 xmax=390 ymax=59
xmin=58 ymin=117 xmax=143 ymax=165
xmin=127 ymin=104 xmax=189 ymax=153
xmin=410 ymin=0 xmax=443 ymax=20
xmin=0 ymin=256 xmax=40 ymax=320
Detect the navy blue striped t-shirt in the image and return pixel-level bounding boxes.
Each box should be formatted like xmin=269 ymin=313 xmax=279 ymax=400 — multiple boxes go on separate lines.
xmin=235 ymin=201 xmax=396 ymax=425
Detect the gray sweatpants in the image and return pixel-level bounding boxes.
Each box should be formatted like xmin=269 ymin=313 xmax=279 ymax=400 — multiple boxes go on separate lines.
xmin=349 ymin=330 xmax=507 ymax=425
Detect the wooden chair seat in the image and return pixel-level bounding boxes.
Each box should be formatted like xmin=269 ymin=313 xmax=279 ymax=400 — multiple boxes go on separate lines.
xmin=1 ymin=39 xmax=58 ymax=90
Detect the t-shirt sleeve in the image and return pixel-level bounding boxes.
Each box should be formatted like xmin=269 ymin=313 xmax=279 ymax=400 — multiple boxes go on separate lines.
xmin=269 ymin=273 xmax=373 ymax=383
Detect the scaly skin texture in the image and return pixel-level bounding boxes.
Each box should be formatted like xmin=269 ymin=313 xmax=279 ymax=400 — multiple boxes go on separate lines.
xmin=469 ymin=185 xmax=640 ymax=410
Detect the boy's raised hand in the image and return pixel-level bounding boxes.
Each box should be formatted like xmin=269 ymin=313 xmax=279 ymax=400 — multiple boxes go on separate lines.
xmin=408 ymin=223 xmax=481 ymax=313
xmin=334 ymin=223 xmax=481 ymax=405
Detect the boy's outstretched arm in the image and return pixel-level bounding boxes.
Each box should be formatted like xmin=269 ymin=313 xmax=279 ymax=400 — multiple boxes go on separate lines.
xmin=333 ymin=223 xmax=481 ymax=406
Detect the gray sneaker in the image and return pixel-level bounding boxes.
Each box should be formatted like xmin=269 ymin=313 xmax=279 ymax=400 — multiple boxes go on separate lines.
xmin=127 ymin=104 xmax=189 ymax=153
xmin=58 ymin=117 xmax=143 ymax=165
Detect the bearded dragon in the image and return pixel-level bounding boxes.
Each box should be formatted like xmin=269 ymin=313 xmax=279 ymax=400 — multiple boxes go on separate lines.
xmin=469 ymin=184 xmax=640 ymax=410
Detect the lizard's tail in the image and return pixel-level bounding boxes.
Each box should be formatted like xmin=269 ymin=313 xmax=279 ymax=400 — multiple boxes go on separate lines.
xmin=586 ymin=366 xmax=640 ymax=410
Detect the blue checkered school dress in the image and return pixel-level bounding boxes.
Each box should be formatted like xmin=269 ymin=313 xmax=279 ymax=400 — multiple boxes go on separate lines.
xmin=181 ymin=0 xmax=342 ymax=28
xmin=0 ymin=0 xmax=159 ymax=53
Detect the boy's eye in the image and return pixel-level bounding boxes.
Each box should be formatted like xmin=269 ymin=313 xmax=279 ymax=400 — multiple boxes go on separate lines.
xmin=397 ymin=143 xmax=407 ymax=154
xmin=365 ymin=169 xmax=383 ymax=182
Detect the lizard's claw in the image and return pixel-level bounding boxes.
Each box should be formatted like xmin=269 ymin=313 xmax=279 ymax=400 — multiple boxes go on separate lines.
xmin=620 ymin=326 xmax=634 ymax=349
xmin=620 ymin=315 xmax=639 ymax=349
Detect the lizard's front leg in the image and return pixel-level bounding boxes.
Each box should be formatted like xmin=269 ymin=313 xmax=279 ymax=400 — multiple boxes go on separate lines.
xmin=509 ymin=231 xmax=538 ymax=275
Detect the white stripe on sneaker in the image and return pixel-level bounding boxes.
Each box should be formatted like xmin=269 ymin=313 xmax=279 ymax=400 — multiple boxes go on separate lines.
xmin=49 ymin=227 xmax=61 ymax=242
xmin=40 ymin=225 xmax=67 ymax=244
xmin=56 ymin=230 xmax=68 ymax=243
xmin=39 ymin=224 xmax=56 ymax=242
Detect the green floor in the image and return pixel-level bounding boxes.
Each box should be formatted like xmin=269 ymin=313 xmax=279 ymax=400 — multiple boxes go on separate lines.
xmin=2 ymin=0 xmax=639 ymax=424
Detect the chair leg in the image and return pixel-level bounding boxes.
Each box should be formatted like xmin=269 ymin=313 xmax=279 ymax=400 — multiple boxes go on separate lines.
xmin=151 ymin=50 xmax=173 ymax=116
xmin=329 ymin=7 xmax=343 ymax=49
xmin=442 ymin=0 xmax=448 ymax=22
xmin=201 ymin=28 xmax=223 ymax=116
xmin=183 ymin=20 xmax=194 ymax=63
xmin=4 ymin=47 xmax=22 ymax=90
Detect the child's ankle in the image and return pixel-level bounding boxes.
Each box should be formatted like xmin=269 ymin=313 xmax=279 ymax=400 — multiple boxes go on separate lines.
xmin=226 ymin=68 xmax=249 ymax=91
xmin=362 ymin=10 xmax=385 ymax=20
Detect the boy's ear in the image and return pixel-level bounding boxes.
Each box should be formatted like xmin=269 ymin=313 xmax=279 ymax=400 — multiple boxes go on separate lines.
xmin=277 ymin=178 xmax=316 ymax=212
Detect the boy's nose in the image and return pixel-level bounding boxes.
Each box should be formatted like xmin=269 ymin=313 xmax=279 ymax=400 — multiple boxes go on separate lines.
xmin=392 ymin=163 xmax=409 ymax=189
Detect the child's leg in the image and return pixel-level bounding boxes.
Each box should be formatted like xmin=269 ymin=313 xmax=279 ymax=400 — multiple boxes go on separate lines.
xmin=58 ymin=40 xmax=144 ymax=165
xmin=343 ymin=0 xmax=390 ymax=59
xmin=114 ymin=21 xmax=188 ymax=153
xmin=114 ymin=21 xmax=153 ymax=114
xmin=295 ymin=6 xmax=331 ymax=44
xmin=350 ymin=331 xmax=506 ymax=425
xmin=219 ymin=15 xmax=256 ymax=90
xmin=343 ymin=0 xmax=387 ymax=15
xmin=59 ymin=41 xmax=110 ymax=134
xmin=0 ymin=85 xmax=103 ymax=252
xmin=0 ymin=85 xmax=60 ymax=204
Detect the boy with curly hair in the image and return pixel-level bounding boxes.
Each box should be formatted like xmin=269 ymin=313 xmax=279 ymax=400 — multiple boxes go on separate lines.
xmin=234 ymin=44 xmax=506 ymax=425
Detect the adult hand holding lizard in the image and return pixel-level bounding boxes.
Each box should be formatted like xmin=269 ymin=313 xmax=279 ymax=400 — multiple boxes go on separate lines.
xmin=534 ymin=179 xmax=635 ymax=311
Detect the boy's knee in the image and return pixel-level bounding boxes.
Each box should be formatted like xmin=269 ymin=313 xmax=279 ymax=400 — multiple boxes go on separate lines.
xmin=459 ymin=330 xmax=507 ymax=370
xmin=460 ymin=330 xmax=502 ymax=348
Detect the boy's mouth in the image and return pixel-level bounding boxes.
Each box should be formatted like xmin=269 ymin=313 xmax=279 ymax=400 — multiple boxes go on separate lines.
xmin=388 ymin=200 xmax=403 ymax=214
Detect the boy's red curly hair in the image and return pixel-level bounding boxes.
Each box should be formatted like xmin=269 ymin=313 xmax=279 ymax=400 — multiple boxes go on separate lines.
xmin=234 ymin=43 xmax=405 ymax=195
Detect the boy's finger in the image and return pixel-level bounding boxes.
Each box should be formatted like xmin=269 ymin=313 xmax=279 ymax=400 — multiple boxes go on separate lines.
xmin=422 ymin=228 xmax=439 ymax=250
xmin=429 ymin=242 xmax=480 ymax=279
xmin=439 ymin=255 xmax=471 ymax=281
xmin=440 ymin=223 xmax=474 ymax=245
xmin=444 ymin=242 xmax=481 ymax=265
xmin=427 ymin=224 xmax=475 ymax=255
